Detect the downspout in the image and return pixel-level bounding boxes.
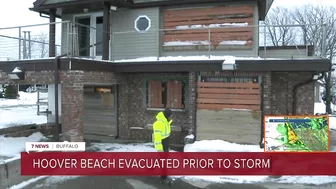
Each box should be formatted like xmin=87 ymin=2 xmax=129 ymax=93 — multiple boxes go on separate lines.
xmin=292 ymin=73 xmax=324 ymax=115
xmin=193 ymin=73 xmax=200 ymax=141
xmin=259 ymin=75 xmax=265 ymax=149
xmin=39 ymin=12 xmax=50 ymax=19
xmin=114 ymin=84 xmax=119 ymax=138
xmin=54 ymin=57 xmax=60 ymax=141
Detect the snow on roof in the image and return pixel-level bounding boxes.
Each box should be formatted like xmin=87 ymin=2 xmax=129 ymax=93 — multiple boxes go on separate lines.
xmin=12 ymin=67 xmax=22 ymax=73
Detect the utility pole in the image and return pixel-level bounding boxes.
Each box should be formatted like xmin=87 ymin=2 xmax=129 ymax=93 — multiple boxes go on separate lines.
xmin=23 ymin=31 xmax=27 ymax=59
xmin=28 ymin=31 xmax=31 ymax=59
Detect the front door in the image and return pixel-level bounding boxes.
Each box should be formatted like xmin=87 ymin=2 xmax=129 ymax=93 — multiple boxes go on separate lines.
xmin=74 ymin=12 xmax=104 ymax=60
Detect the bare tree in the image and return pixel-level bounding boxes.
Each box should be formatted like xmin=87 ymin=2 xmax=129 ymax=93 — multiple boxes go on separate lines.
xmin=292 ymin=5 xmax=336 ymax=113
xmin=264 ymin=7 xmax=295 ymax=46
xmin=30 ymin=32 xmax=49 ymax=58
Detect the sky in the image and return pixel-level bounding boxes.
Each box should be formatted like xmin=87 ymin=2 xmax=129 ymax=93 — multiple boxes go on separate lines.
xmin=0 ymin=0 xmax=335 ymax=28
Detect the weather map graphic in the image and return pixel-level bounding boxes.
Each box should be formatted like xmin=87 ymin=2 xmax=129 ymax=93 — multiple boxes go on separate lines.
xmin=264 ymin=116 xmax=329 ymax=152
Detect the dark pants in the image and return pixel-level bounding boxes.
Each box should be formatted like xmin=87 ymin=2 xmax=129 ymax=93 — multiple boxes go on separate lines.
xmin=160 ymin=135 xmax=170 ymax=180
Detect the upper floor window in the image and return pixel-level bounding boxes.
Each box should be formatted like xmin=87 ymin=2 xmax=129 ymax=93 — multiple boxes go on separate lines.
xmin=135 ymin=15 xmax=151 ymax=32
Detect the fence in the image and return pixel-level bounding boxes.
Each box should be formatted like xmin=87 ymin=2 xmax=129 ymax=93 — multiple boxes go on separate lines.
xmin=0 ymin=21 xmax=327 ymax=61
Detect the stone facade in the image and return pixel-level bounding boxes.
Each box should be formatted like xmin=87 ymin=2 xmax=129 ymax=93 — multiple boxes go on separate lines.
xmin=0 ymin=71 xmax=55 ymax=84
xmin=60 ymin=70 xmax=121 ymax=142
xmin=270 ymin=72 xmax=315 ymax=115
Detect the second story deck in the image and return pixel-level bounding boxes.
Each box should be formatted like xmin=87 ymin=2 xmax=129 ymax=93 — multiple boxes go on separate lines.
xmin=0 ymin=0 xmax=327 ymax=62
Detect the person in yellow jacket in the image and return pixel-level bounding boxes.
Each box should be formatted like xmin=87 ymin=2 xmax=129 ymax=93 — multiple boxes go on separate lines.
xmin=153 ymin=108 xmax=172 ymax=182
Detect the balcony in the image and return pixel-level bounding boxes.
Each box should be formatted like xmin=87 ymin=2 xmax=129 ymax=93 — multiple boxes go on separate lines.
xmin=0 ymin=21 xmax=327 ymax=62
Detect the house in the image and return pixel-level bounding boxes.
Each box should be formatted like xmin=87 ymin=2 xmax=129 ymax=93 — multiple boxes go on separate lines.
xmin=0 ymin=0 xmax=331 ymax=148
xmin=315 ymin=80 xmax=324 ymax=103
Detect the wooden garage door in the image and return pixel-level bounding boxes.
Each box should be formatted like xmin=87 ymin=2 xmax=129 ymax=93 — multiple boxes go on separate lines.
xmin=196 ymin=81 xmax=261 ymax=144
xmin=84 ymin=86 xmax=117 ymax=137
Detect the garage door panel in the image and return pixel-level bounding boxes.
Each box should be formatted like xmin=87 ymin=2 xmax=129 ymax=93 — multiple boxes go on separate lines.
xmin=84 ymin=91 xmax=116 ymax=137
xmin=196 ymin=81 xmax=261 ymax=144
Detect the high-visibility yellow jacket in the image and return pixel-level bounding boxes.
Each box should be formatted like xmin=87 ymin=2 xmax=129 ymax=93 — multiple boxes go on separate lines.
xmin=152 ymin=111 xmax=172 ymax=151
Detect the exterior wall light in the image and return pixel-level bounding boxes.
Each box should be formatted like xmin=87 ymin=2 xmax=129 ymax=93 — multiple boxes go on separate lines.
xmin=222 ymin=56 xmax=236 ymax=70
xmin=8 ymin=67 xmax=25 ymax=80
xmin=312 ymin=73 xmax=320 ymax=80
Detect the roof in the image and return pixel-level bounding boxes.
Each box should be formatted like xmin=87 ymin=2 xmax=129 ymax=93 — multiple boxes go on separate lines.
xmin=31 ymin=0 xmax=273 ymax=20
xmin=0 ymin=57 xmax=331 ymax=73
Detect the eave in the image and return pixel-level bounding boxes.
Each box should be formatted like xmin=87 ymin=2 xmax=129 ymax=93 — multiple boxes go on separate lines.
xmin=0 ymin=58 xmax=331 ymax=73
xmin=31 ymin=0 xmax=270 ymax=20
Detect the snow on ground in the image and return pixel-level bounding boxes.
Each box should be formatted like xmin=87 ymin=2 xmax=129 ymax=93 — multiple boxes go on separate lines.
xmin=0 ymin=106 xmax=47 ymax=129
xmin=0 ymin=91 xmax=48 ymax=129
xmin=163 ymin=40 xmax=247 ymax=46
xmin=112 ymin=55 xmax=264 ymax=62
xmin=0 ymin=132 xmax=45 ymax=159
xmin=91 ymin=140 xmax=336 ymax=185
xmin=184 ymin=140 xmax=336 ymax=185
xmin=314 ymin=102 xmax=336 ymax=130
xmin=0 ymin=91 xmax=47 ymax=107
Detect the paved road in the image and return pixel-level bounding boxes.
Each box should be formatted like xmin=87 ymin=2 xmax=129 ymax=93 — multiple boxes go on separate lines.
xmin=17 ymin=130 xmax=336 ymax=189
xmin=22 ymin=176 xmax=336 ymax=189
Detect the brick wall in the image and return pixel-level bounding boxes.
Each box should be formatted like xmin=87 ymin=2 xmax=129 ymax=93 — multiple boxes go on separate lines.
xmin=117 ymin=72 xmax=192 ymax=144
xmin=270 ymin=72 xmax=315 ymax=115
xmin=0 ymin=71 xmax=55 ymax=84
xmin=60 ymin=70 xmax=120 ymax=142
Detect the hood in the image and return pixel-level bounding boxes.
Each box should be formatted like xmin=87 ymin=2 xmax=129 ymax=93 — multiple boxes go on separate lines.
xmin=156 ymin=111 xmax=167 ymax=121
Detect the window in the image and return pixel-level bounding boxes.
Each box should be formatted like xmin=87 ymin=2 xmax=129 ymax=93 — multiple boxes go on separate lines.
xmin=135 ymin=15 xmax=151 ymax=32
xmin=201 ymin=76 xmax=258 ymax=83
xmin=75 ymin=17 xmax=91 ymax=57
xmin=145 ymin=80 xmax=187 ymax=109
xmin=95 ymin=16 xmax=103 ymax=56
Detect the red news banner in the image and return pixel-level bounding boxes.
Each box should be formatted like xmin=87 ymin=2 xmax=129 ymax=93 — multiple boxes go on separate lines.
xmin=21 ymin=152 xmax=336 ymax=176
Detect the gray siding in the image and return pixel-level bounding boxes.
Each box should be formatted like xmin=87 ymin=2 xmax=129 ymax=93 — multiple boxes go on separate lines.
xmin=111 ymin=8 xmax=160 ymax=60
xmin=259 ymin=48 xmax=311 ymax=58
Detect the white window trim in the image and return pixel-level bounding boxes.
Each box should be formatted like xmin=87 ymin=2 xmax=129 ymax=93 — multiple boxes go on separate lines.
xmin=134 ymin=15 xmax=151 ymax=32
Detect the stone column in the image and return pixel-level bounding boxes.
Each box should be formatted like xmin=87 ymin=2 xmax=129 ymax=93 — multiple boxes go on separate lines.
xmin=188 ymin=72 xmax=197 ymax=138
xmin=60 ymin=70 xmax=84 ymax=142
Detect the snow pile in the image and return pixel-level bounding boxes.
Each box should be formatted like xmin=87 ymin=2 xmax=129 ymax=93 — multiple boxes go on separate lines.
xmin=220 ymin=40 xmax=247 ymax=45
xmin=184 ymin=139 xmax=336 ymax=184
xmin=163 ymin=40 xmax=247 ymax=46
xmin=0 ymin=132 xmax=45 ymax=158
xmin=91 ymin=143 xmax=158 ymax=152
xmin=185 ymin=134 xmax=194 ymax=139
xmin=184 ymin=140 xmax=262 ymax=152
xmin=223 ymin=56 xmax=236 ymax=64
xmin=164 ymin=41 xmax=210 ymax=46
xmin=0 ymin=91 xmax=47 ymax=107
xmin=0 ymin=106 xmax=47 ymax=129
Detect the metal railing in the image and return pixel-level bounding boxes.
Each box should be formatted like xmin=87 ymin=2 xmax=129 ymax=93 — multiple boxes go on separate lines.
xmin=0 ymin=21 xmax=327 ymax=61
xmin=0 ymin=21 xmax=66 ymax=60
